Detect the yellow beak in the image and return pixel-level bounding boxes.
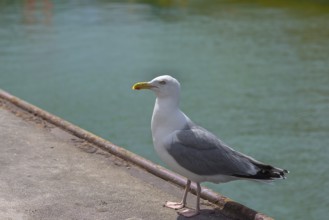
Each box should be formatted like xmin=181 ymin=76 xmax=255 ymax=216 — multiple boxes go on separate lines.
xmin=132 ymin=82 xmax=154 ymax=90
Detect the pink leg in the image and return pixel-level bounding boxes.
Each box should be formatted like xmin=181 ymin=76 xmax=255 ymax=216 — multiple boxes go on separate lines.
xmin=165 ymin=179 xmax=191 ymax=210
xmin=177 ymin=183 xmax=201 ymax=218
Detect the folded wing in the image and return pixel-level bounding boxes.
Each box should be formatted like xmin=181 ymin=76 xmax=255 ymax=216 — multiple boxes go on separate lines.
xmin=166 ymin=125 xmax=288 ymax=180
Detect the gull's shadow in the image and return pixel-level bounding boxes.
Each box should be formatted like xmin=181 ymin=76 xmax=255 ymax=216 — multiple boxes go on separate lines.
xmin=176 ymin=208 xmax=231 ymax=220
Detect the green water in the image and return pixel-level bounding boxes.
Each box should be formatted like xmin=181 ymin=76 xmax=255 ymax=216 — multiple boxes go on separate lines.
xmin=1 ymin=1 xmax=328 ymax=219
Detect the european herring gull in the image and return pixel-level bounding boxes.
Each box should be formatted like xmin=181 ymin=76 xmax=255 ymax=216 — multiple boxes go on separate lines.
xmin=132 ymin=75 xmax=288 ymax=217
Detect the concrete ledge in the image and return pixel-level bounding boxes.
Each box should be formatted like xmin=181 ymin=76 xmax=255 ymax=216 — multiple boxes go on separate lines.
xmin=0 ymin=89 xmax=272 ymax=220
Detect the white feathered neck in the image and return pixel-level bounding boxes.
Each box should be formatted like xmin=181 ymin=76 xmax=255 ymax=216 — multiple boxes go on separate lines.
xmin=151 ymin=95 xmax=189 ymax=145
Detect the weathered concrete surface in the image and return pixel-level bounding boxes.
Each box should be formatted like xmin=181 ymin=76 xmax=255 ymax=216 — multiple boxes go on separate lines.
xmin=0 ymin=101 xmax=230 ymax=220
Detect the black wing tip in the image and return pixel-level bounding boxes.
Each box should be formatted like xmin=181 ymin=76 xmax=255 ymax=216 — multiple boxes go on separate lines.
xmin=278 ymin=169 xmax=289 ymax=180
xmin=233 ymin=167 xmax=289 ymax=181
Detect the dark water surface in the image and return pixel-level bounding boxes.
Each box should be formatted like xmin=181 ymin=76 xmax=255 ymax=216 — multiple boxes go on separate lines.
xmin=1 ymin=1 xmax=328 ymax=219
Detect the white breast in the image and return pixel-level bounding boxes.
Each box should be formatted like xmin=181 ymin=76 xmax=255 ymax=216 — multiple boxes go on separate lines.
xmin=151 ymin=100 xmax=208 ymax=182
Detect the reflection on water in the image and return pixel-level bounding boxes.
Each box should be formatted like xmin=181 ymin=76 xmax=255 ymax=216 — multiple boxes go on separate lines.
xmin=0 ymin=1 xmax=328 ymax=219
xmin=23 ymin=0 xmax=53 ymax=25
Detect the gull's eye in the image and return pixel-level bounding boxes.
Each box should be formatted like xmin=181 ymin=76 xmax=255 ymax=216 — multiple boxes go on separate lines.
xmin=159 ymin=80 xmax=166 ymax=85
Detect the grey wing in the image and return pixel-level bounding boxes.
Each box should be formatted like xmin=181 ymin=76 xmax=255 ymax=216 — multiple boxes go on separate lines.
xmin=166 ymin=126 xmax=258 ymax=176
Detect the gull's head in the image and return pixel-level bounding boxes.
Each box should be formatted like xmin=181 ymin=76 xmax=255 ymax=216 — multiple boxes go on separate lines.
xmin=132 ymin=75 xmax=181 ymax=98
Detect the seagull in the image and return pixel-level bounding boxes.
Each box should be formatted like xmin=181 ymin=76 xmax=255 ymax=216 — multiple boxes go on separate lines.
xmin=132 ymin=75 xmax=288 ymax=217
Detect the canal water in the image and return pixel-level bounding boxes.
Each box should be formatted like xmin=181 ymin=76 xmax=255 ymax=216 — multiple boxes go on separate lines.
xmin=1 ymin=1 xmax=328 ymax=219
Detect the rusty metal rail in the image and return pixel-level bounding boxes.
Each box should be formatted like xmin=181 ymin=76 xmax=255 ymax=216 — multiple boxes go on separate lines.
xmin=0 ymin=89 xmax=272 ymax=220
